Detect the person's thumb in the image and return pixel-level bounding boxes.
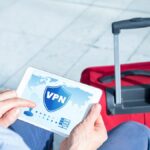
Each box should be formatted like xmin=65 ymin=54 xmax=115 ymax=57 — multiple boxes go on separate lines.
xmin=0 ymin=108 xmax=20 ymax=128
xmin=84 ymin=103 xmax=101 ymax=126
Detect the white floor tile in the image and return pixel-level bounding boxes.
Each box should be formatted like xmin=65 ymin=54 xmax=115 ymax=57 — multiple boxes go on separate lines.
xmin=0 ymin=31 xmax=49 ymax=86
xmin=128 ymin=54 xmax=150 ymax=63
xmin=0 ymin=0 xmax=87 ymax=38
xmin=94 ymin=0 xmax=133 ymax=9
xmin=3 ymin=39 xmax=89 ymax=89
xmin=66 ymin=47 xmax=114 ymax=81
xmin=95 ymin=11 xmax=150 ymax=62
xmin=133 ymin=33 xmax=150 ymax=57
xmin=50 ymin=0 xmax=95 ymax=5
xmin=0 ymin=0 xmax=17 ymax=10
xmin=128 ymin=0 xmax=150 ymax=13
xmin=58 ymin=6 xmax=122 ymax=45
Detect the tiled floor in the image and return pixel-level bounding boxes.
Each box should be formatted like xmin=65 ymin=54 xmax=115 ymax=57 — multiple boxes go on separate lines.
xmin=0 ymin=0 xmax=150 ymax=149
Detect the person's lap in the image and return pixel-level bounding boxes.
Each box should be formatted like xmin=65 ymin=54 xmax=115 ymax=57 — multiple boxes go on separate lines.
xmin=10 ymin=121 xmax=150 ymax=150
xmin=99 ymin=121 xmax=150 ymax=150
xmin=10 ymin=120 xmax=53 ymax=150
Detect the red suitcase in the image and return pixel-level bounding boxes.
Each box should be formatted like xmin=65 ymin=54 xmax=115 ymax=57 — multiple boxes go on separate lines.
xmin=80 ymin=18 xmax=150 ymax=131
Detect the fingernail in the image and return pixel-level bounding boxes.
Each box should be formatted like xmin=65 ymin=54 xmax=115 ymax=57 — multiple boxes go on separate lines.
xmin=28 ymin=100 xmax=36 ymax=107
xmin=32 ymin=102 xmax=36 ymax=107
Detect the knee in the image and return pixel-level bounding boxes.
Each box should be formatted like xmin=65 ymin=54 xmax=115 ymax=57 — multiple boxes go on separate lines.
xmin=119 ymin=121 xmax=147 ymax=130
xmin=108 ymin=121 xmax=150 ymax=143
xmin=116 ymin=121 xmax=149 ymax=137
xmin=102 ymin=122 xmax=150 ymax=150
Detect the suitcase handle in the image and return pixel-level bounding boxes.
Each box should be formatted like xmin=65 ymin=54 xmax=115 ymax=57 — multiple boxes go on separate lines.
xmin=99 ymin=70 xmax=150 ymax=83
xmin=112 ymin=17 xmax=150 ymax=104
xmin=112 ymin=18 xmax=150 ymax=34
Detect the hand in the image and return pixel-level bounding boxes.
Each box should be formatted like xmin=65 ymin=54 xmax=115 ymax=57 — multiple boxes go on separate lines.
xmin=0 ymin=90 xmax=36 ymax=128
xmin=60 ymin=104 xmax=107 ymax=150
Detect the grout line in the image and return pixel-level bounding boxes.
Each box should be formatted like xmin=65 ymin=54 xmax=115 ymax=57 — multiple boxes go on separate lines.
xmin=50 ymin=0 xmax=126 ymax=12
xmin=0 ymin=1 xmax=96 ymax=87
xmin=127 ymin=30 xmax=150 ymax=61
xmin=88 ymin=0 xmax=138 ymax=48
xmin=63 ymin=47 xmax=91 ymax=76
xmin=63 ymin=0 xmax=135 ymax=76
xmin=93 ymin=0 xmax=136 ymax=44
xmin=50 ymin=0 xmax=150 ymax=14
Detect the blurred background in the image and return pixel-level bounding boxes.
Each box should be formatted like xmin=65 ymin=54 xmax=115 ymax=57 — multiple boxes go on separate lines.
xmin=0 ymin=0 xmax=149 ymax=149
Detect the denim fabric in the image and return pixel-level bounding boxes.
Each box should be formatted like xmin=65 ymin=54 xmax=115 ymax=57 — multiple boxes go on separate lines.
xmin=10 ymin=120 xmax=53 ymax=150
xmin=99 ymin=121 xmax=150 ymax=150
xmin=10 ymin=121 xmax=150 ymax=150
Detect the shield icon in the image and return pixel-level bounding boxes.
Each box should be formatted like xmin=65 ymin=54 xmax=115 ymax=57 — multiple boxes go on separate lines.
xmin=43 ymin=86 xmax=70 ymax=112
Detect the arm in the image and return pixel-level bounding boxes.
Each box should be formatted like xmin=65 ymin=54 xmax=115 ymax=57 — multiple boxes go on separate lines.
xmin=0 ymin=90 xmax=36 ymax=150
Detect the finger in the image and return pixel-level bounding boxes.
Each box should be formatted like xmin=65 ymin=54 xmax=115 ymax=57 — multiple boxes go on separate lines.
xmin=95 ymin=115 xmax=105 ymax=129
xmin=84 ymin=103 xmax=101 ymax=126
xmin=94 ymin=115 xmax=107 ymax=140
xmin=0 ymin=90 xmax=17 ymax=101
xmin=0 ymin=98 xmax=36 ymax=117
xmin=0 ymin=108 xmax=20 ymax=128
xmin=0 ymin=89 xmax=11 ymax=94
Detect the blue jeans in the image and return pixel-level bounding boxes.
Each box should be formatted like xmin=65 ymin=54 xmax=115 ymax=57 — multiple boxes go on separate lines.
xmin=10 ymin=120 xmax=53 ymax=150
xmin=99 ymin=122 xmax=150 ymax=150
xmin=11 ymin=121 xmax=150 ymax=150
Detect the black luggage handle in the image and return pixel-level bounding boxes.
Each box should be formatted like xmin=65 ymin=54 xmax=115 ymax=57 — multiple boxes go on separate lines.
xmin=111 ymin=17 xmax=150 ymax=105
xmin=112 ymin=18 xmax=150 ymax=34
xmin=99 ymin=70 xmax=150 ymax=83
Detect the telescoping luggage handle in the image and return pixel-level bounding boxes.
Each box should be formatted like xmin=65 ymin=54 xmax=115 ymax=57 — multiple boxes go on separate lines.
xmin=112 ymin=18 xmax=150 ymax=105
